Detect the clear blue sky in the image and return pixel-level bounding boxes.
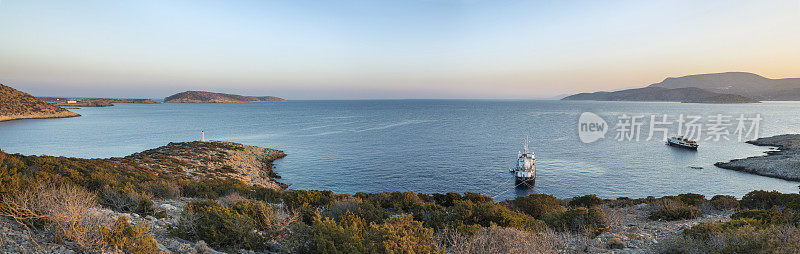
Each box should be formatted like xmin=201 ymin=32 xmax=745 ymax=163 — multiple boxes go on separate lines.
xmin=1 ymin=0 xmax=798 ymax=99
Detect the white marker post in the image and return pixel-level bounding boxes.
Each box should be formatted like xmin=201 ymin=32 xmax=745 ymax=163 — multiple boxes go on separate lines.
xmin=201 ymin=131 xmax=205 ymax=142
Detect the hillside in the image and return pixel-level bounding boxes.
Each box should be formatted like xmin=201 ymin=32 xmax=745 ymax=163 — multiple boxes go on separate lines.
xmin=648 ymin=72 xmax=800 ymax=100
xmin=164 ymin=91 xmax=286 ymax=103
xmin=562 ymin=87 xmax=759 ymax=103
xmin=0 ymin=84 xmax=80 ymax=122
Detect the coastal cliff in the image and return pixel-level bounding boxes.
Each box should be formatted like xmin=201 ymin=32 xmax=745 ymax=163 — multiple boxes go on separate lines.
xmin=715 ymin=134 xmax=800 ymax=181
xmin=0 ymin=84 xmax=80 ymax=122
xmin=164 ymin=91 xmax=286 ymax=103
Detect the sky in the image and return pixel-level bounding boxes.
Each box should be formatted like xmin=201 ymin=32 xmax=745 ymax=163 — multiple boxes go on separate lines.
xmin=1 ymin=0 xmax=799 ymax=99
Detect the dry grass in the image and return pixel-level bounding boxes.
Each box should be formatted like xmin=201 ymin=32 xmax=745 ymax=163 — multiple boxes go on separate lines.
xmin=0 ymin=182 xmax=108 ymax=251
xmin=218 ymin=192 xmax=248 ymax=206
xmin=435 ymin=226 xmax=593 ymax=254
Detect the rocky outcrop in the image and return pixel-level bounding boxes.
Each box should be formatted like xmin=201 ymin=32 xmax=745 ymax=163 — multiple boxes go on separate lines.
xmin=715 ymin=134 xmax=800 ymax=181
xmin=0 ymin=84 xmax=80 ymax=122
xmin=116 ymin=141 xmax=287 ymax=190
xmin=164 ymin=91 xmax=286 ymax=103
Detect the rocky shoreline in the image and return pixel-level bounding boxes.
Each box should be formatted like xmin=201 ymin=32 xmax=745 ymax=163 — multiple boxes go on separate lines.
xmin=715 ymin=134 xmax=800 ymax=181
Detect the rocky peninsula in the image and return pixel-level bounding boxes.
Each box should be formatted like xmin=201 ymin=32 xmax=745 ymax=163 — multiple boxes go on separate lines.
xmin=0 ymin=84 xmax=80 ymax=122
xmin=117 ymin=141 xmax=287 ymax=189
xmin=39 ymin=97 xmax=160 ymax=107
xmin=165 ymin=91 xmax=286 ymax=103
xmin=715 ymin=134 xmax=800 ymax=181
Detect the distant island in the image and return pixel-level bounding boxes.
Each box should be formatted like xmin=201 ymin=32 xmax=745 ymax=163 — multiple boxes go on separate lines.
xmin=0 ymin=84 xmax=80 ymax=122
xmin=563 ymin=86 xmax=759 ymax=104
xmin=39 ymin=97 xmax=160 ymax=107
xmin=164 ymin=91 xmax=286 ymax=103
xmin=562 ymin=72 xmax=800 ymax=103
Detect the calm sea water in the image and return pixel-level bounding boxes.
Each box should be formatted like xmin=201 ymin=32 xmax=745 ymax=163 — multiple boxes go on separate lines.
xmin=1 ymin=100 xmax=798 ymax=200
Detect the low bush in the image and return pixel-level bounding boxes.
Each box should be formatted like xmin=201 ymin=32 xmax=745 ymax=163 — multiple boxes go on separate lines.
xmin=658 ymin=224 xmax=800 ymax=253
xmin=171 ymin=200 xmax=268 ymax=250
xmin=731 ymin=207 xmax=797 ymax=225
xmin=431 ymin=192 xmax=462 ymax=207
xmin=366 ymin=215 xmax=436 ymax=253
xmin=568 ymin=194 xmax=604 ymax=208
xmin=509 ymin=193 xmax=564 ymax=219
xmin=648 ymin=199 xmax=702 ymax=221
xmin=543 ymin=207 xmax=608 ymax=236
xmin=710 ymin=195 xmax=739 ymax=210
xmin=98 ymin=186 xmax=158 ymax=216
xmin=740 ymin=190 xmax=800 ymax=210
xmin=677 ymin=193 xmax=706 ymax=206
xmin=102 ymin=217 xmax=159 ymax=254
xmin=144 ymin=180 xmax=181 ymax=199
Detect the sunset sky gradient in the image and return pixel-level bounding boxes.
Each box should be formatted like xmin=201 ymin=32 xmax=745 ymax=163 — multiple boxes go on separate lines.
xmin=1 ymin=0 xmax=799 ymax=99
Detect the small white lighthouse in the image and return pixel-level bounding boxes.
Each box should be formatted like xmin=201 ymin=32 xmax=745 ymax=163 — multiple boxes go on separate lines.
xmin=201 ymin=131 xmax=205 ymax=142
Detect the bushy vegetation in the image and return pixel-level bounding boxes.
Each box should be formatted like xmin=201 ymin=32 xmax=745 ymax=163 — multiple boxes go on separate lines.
xmin=568 ymin=194 xmax=604 ymax=208
xmin=6 ymin=148 xmax=800 ymax=253
xmin=102 ymin=217 xmax=160 ymax=254
xmin=544 ymin=207 xmax=608 ymax=236
xmin=658 ymin=191 xmax=800 ymax=253
xmin=710 ymin=195 xmax=740 ymax=210
xmin=648 ymin=199 xmax=702 ymax=221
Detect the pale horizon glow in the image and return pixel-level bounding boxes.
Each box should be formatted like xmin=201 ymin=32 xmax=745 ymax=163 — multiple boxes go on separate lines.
xmin=1 ymin=0 xmax=799 ymax=99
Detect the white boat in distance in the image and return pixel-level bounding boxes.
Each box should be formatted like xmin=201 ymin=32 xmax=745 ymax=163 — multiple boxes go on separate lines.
xmin=666 ymin=135 xmax=698 ymax=150
xmin=510 ymin=137 xmax=536 ymax=184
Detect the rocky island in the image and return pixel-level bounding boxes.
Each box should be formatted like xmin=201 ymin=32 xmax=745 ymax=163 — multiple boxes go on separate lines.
xmin=0 ymin=84 xmax=80 ymax=122
xmin=39 ymin=97 xmax=160 ymax=107
xmin=715 ymin=134 xmax=800 ymax=181
xmin=562 ymin=86 xmax=760 ymax=104
xmin=164 ymin=91 xmax=286 ymax=103
xmin=562 ymin=72 xmax=800 ymax=103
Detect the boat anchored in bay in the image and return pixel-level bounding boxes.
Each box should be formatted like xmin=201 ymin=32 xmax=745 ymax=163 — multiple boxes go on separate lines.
xmin=510 ymin=137 xmax=536 ymax=184
xmin=667 ymin=135 xmax=698 ymax=150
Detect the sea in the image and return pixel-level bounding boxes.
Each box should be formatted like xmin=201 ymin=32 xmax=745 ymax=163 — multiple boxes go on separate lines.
xmin=1 ymin=100 xmax=798 ymax=200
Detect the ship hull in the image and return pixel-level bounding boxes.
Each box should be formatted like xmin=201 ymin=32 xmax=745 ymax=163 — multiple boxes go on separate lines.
xmin=667 ymin=141 xmax=698 ymax=150
xmin=515 ymin=177 xmax=535 ymax=185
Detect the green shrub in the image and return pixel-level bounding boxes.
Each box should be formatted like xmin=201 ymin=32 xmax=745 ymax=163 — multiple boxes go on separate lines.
xmin=677 ymin=193 xmax=706 ymax=206
xmin=543 ymin=207 xmax=608 ymax=235
xmin=230 ymin=200 xmax=278 ymax=230
xmin=648 ymin=199 xmax=702 ymax=221
xmin=98 ymin=186 xmax=158 ymax=216
xmin=365 ymin=215 xmax=436 ymax=253
xmin=171 ymin=200 xmax=268 ymax=250
xmin=731 ymin=207 xmax=797 ymax=225
xmin=658 ymin=223 xmax=800 ymax=253
xmin=462 ymin=192 xmax=493 ymax=204
xmin=102 ymin=217 xmax=159 ymax=254
xmin=510 ymin=193 xmax=564 ymax=219
xmin=145 ymin=180 xmax=181 ymax=199
xmin=741 ymin=190 xmax=800 ymax=210
xmin=568 ymin=194 xmax=604 ymax=208
xmin=431 ymin=192 xmax=462 ymax=207
xmin=451 ymin=200 xmax=545 ymax=231
xmin=682 ymin=221 xmax=721 ymax=239
xmin=606 ymin=197 xmax=646 ymax=208
xmin=710 ymin=195 xmax=739 ymax=210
